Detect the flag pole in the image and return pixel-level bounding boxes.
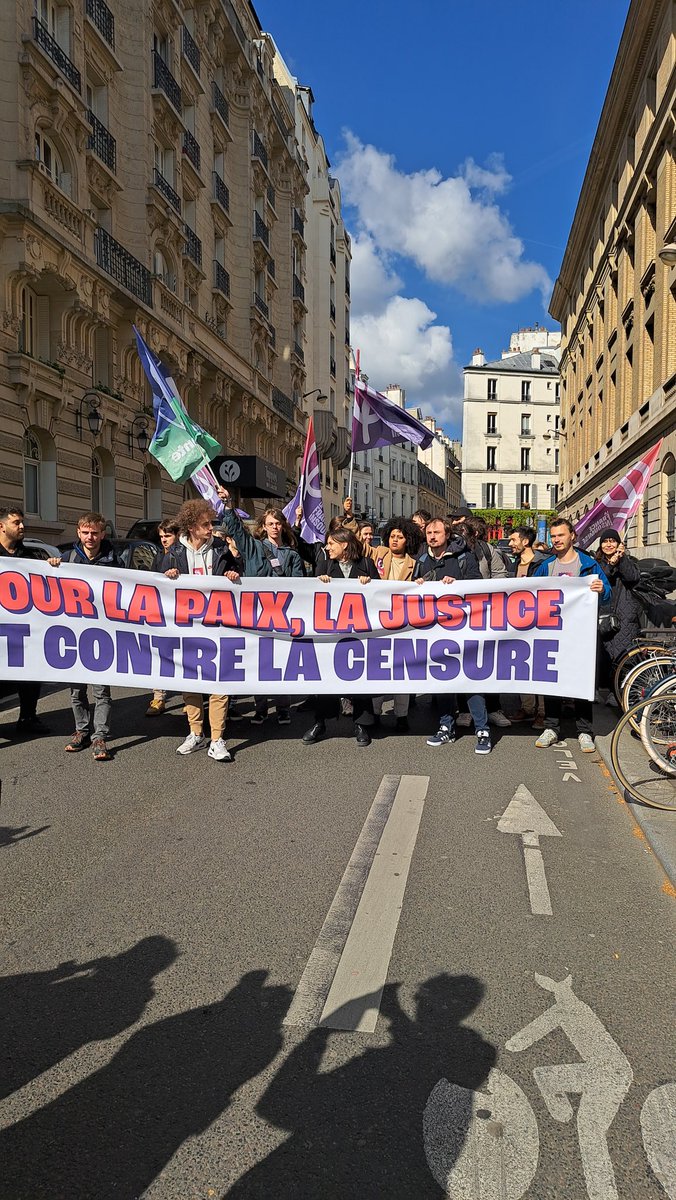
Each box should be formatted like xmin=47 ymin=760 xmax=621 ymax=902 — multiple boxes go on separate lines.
xmin=347 ymin=348 xmax=359 ymax=500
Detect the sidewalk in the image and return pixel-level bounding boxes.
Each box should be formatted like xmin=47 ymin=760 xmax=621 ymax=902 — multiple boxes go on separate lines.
xmin=593 ymin=702 xmax=676 ymax=887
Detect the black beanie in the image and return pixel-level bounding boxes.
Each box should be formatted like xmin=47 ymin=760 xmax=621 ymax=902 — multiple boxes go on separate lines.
xmin=598 ymin=528 xmax=621 ymax=544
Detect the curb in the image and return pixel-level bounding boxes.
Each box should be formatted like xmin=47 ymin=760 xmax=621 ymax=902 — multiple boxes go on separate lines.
xmin=595 ymin=732 xmax=676 ymax=888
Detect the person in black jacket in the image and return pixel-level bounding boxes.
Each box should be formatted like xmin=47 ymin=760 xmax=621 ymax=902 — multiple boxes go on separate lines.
xmin=302 ymin=530 xmax=379 ymax=748
xmin=57 ymin=512 xmax=123 ymax=760
xmin=594 ymin=529 xmax=643 ymax=686
xmin=146 ymin=520 xmax=180 ymax=717
xmin=0 ymin=505 xmax=59 ymax=739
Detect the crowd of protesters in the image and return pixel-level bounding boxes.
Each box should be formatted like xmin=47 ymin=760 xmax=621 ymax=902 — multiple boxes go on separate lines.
xmin=3 ymin=490 xmax=661 ymax=764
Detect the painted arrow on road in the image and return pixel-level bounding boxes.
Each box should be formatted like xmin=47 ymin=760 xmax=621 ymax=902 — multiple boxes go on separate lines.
xmin=498 ymin=785 xmax=562 ymax=916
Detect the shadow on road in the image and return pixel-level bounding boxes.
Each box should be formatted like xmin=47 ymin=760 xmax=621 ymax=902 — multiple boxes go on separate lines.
xmin=0 ymin=823 xmax=50 ymax=849
xmin=0 ymin=968 xmax=291 ymax=1200
xmin=0 ymin=935 xmax=177 ymax=1102
xmin=225 ymin=971 xmax=495 ymax=1199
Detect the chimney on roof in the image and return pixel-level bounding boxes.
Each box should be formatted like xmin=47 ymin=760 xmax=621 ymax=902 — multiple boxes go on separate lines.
xmin=471 ymin=348 xmax=485 ymax=367
xmin=532 ymin=349 xmax=541 ymax=371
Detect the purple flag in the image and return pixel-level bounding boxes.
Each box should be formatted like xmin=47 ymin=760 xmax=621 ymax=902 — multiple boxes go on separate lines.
xmin=283 ymin=417 xmax=325 ymax=544
xmin=191 ymin=463 xmax=249 ymax=520
xmin=352 ymin=382 xmax=435 ymax=452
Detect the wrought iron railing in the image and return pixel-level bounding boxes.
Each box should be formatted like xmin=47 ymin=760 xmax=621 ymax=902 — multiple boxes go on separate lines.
xmin=292 ymin=274 xmax=305 ymax=303
xmin=213 ymin=172 xmax=229 ymax=212
xmin=267 ymin=257 xmax=275 ymax=279
xmin=254 ymin=211 xmax=269 ymax=247
xmin=33 ymin=18 xmax=81 ymax=91
xmin=293 ymin=340 xmax=304 ymax=362
xmin=330 ymin=244 xmax=336 ymax=266
xmin=272 ymin=387 xmax=294 ymax=421
xmin=182 ymin=26 xmax=200 ymax=75
xmin=95 ymin=227 xmax=152 ymax=306
xmin=212 ymin=81 xmax=229 ymax=126
xmin=293 ymin=209 xmax=305 ymax=237
xmin=152 ymin=50 xmax=182 ymax=112
xmin=85 ymin=0 xmax=114 ymax=48
xmin=153 ymin=167 xmax=181 ymax=213
xmin=253 ymin=292 xmax=269 ymax=318
xmin=252 ymin=130 xmax=268 ymax=170
xmin=87 ymin=111 xmax=116 ymax=172
xmin=214 ymin=261 xmax=230 ymax=298
xmin=330 ymin=357 xmax=336 ymax=378
xmin=183 ymin=224 xmax=202 ymax=267
xmin=329 ymin=301 xmax=336 ymax=322
xmin=182 ymin=129 xmax=201 ymax=172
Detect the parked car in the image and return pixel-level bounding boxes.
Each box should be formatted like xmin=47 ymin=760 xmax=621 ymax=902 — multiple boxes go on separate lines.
xmin=126 ymin=519 xmax=162 ymax=546
xmin=22 ymin=538 xmax=62 ymax=560
xmin=57 ymin=538 xmax=158 ymax=571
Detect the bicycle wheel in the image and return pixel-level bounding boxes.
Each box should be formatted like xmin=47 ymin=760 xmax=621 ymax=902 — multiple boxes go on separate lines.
xmin=613 ymin=643 xmax=672 ymax=705
xmin=621 ymin=656 xmax=676 ymax=726
xmin=640 ymin=676 xmax=676 ymax=761
xmin=611 ymin=695 xmax=676 ymax=809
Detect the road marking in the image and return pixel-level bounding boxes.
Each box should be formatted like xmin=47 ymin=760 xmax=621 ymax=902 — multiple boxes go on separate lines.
xmin=284 ymin=774 xmax=428 ymax=1033
xmin=640 ymin=1083 xmax=676 ymax=1198
xmin=507 ymin=973 xmax=633 ymax=1200
xmin=498 ymin=785 xmax=561 ymax=916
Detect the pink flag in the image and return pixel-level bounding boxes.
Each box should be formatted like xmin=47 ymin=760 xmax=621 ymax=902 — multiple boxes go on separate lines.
xmin=574 ymin=439 xmax=663 ymax=549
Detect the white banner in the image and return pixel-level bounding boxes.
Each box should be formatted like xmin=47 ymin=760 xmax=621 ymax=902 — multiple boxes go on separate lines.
xmin=0 ymin=562 xmax=598 ymax=698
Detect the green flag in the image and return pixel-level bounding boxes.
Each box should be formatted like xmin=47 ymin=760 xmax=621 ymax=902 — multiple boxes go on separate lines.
xmin=149 ymin=392 xmax=221 ymax=483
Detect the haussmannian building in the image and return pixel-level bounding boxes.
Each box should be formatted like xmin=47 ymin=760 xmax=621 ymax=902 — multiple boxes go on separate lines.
xmin=550 ymin=0 xmax=676 ymax=562
xmin=0 ymin=0 xmax=319 ymax=540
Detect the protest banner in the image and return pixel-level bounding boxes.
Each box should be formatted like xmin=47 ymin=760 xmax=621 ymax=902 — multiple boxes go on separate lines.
xmin=0 ymin=563 xmax=598 ymax=698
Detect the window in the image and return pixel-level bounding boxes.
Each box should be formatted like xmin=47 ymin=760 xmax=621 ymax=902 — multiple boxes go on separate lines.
xmin=487 ymin=378 xmax=497 ymax=401
xmin=555 ymin=449 xmax=559 ymax=471
xmin=379 ymin=469 xmax=384 ymax=488
xmin=521 ymin=447 xmax=530 ymax=471
xmin=35 ymin=130 xmax=70 ymax=195
xmin=555 ymin=381 xmax=560 ymax=402
xmin=519 ymin=483 xmax=531 ymax=508
xmin=19 ymin=286 xmax=36 ymax=355
xmin=486 ymin=446 xmax=496 ymax=471
xmin=154 ymin=142 xmax=175 ymax=186
xmin=662 ymin=455 xmax=675 ymax=543
xmin=485 ymin=482 xmax=496 ymax=507
xmin=520 ymin=413 xmax=531 ymax=435
xmin=486 ymin=412 xmax=497 ymax=434
xmin=550 ymin=483 xmax=559 ymax=506
xmin=37 ymin=0 xmax=70 ymax=51
xmin=153 ymin=248 xmax=176 ymax=292
xmin=521 ymin=380 xmax=531 ymax=402
xmin=23 ymin=433 xmax=41 ymax=516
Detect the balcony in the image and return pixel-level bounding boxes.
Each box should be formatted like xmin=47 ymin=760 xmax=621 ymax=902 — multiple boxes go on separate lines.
xmin=268 ymin=324 xmax=276 ymax=349
xmin=254 ymin=211 xmax=269 ymax=248
xmin=330 ymin=357 xmax=336 ymax=378
xmin=292 ymin=274 xmax=305 ymax=303
xmin=214 ymin=261 xmax=230 ymax=298
xmin=183 ymin=223 xmax=202 ymax=267
xmin=153 ymin=167 xmax=181 ymax=213
xmin=85 ymin=0 xmax=115 ymax=49
xmin=267 ymin=184 xmax=276 ymax=209
xmin=33 ymin=18 xmax=81 ymax=91
xmin=293 ymin=209 xmax=305 ymax=238
xmin=267 ymin=257 xmax=275 ymax=280
xmin=182 ymin=26 xmax=200 ymax=75
xmin=87 ymin=111 xmax=116 ymax=172
xmin=213 ymin=172 xmax=229 ymax=213
xmin=221 ymin=0 xmax=247 ymax=51
xmin=182 ymin=129 xmax=201 ymax=173
xmin=329 ymin=301 xmax=336 ymax=322
xmin=293 ymin=340 xmax=305 ymax=363
xmin=252 ymin=130 xmax=268 ymax=171
xmin=95 ymin=226 xmax=152 ymax=306
xmin=211 ymin=81 xmax=229 ymax=128
xmin=253 ymin=292 xmax=269 ymax=318
xmin=330 ymin=244 xmax=336 ymax=267
xmin=272 ymin=387 xmax=294 ymax=421
xmin=152 ymin=50 xmax=181 ymax=113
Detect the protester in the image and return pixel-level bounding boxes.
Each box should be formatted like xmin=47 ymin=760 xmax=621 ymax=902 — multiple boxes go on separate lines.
xmin=414 ymin=519 xmax=492 ymax=754
xmin=369 ymin=518 xmax=421 ymax=731
xmin=0 ymin=505 xmax=59 ymax=739
xmin=145 ymin=519 xmax=180 ymax=717
xmin=532 ymin=518 xmax=610 ymax=752
xmin=302 ymin=529 xmax=379 ymax=747
xmin=454 ymin=517 xmax=512 ymax=731
xmin=594 ymin=529 xmax=643 ymax=689
xmin=340 ymin=496 xmax=359 ymax=532
xmin=358 ymin=521 xmax=375 ymax=549
xmin=507 ymin=526 xmax=548 ymax=726
xmin=163 ymin=499 xmax=241 ymax=762
xmin=57 ymin=513 xmax=122 ymax=761
xmin=208 ymin=486 xmax=274 ymax=578
xmin=412 ymin=509 xmax=432 ymax=532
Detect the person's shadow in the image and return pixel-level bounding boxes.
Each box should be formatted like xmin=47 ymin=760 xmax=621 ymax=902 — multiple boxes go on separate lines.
xmin=0 ymin=969 xmax=291 ymax=1200
xmin=226 ymin=971 xmax=495 ymax=1198
xmin=1 ymin=935 xmax=177 ymax=1101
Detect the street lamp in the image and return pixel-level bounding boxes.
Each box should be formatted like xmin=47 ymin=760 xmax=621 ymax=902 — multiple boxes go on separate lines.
xmin=76 ymin=392 xmax=103 ymax=440
xmin=658 ymin=242 xmax=676 ymax=265
xmin=302 ymin=388 xmax=328 ymax=403
xmin=543 ymin=428 xmax=567 ymax=441
xmin=128 ymin=413 xmax=150 ymax=455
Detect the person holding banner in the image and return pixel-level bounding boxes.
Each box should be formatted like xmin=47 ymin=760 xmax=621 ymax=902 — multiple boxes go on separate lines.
xmin=533 ymin=518 xmax=610 ymax=753
xmin=145 ymin=519 xmax=180 ymax=717
xmin=302 ymin=530 xmax=379 ymax=747
xmin=163 ymin=498 xmax=241 ymax=763
xmin=370 ymin=519 xmax=421 ymax=732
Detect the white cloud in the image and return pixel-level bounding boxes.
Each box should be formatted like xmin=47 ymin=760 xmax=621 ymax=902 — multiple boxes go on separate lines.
xmin=349 ymin=234 xmax=401 ymax=317
xmin=338 ymin=133 xmax=551 ymax=304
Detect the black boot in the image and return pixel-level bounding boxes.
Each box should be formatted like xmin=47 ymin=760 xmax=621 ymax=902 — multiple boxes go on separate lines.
xmin=354 ymin=724 xmax=371 ymax=747
xmin=396 ymin=715 xmax=409 ymax=731
xmin=302 ymin=720 xmax=326 ymax=745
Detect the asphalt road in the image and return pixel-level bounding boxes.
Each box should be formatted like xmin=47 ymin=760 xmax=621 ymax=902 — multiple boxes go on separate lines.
xmin=0 ymin=687 xmax=674 ymax=1199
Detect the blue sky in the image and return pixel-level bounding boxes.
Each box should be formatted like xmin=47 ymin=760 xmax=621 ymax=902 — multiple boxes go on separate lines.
xmin=254 ymin=0 xmax=629 ymax=436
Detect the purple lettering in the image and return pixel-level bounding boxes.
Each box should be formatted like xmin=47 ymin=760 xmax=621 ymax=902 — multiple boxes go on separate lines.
xmin=392 ymin=638 xmax=428 ymax=681
xmin=115 ymin=631 xmax=152 ymax=675
xmin=366 ymin=637 xmax=392 ymax=682
xmin=152 ymin=635 xmax=181 ymax=678
xmin=333 ymin=638 xmax=364 ymax=682
xmin=429 ymin=639 xmax=461 ymax=682
xmin=219 ymin=636 xmax=246 ymax=682
xmin=0 ymin=622 xmax=30 ymax=667
xmin=532 ymin=638 xmax=559 ymax=683
xmin=463 ymin=639 xmax=495 ymax=681
xmin=258 ymin=638 xmax=283 ymax=682
xmin=79 ymin=628 xmax=114 ymax=672
xmin=283 ymin=639 xmax=320 ymax=682
xmin=495 ymin=639 xmax=531 ymax=681
xmin=182 ymin=637 xmax=217 ymax=682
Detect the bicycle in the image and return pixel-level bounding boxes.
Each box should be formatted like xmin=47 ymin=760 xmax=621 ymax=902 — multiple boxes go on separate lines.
xmin=610 ymin=691 xmax=676 ymax=809
xmin=612 ymin=630 xmax=676 ymax=705
xmin=619 ymin=653 xmax=676 ymax=728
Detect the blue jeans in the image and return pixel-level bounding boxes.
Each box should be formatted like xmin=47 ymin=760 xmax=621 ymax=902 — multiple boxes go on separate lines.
xmin=440 ymin=694 xmax=488 ymax=733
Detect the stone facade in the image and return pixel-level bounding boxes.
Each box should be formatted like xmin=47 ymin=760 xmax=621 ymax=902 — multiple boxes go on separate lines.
xmin=550 ymin=0 xmax=676 ymax=562
xmin=1 ymin=0 xmax=313 ymax=540
xmin=462 ymin=339 xmax=561 ymax=514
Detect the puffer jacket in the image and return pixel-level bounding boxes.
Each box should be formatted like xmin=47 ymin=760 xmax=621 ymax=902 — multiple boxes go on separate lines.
xmin=595 ymin=551 xmax=642 ymax=662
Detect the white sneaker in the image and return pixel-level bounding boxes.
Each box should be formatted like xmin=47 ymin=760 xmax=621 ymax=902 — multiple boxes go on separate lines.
xmin=455 ymin=712 xmax=472 ymax=727
xmin=176 ymin=732 xmax=207 ymax=755
xmin=578 ymin=733 xmax=595 ymax=753
xmin=489 ymin=710 xmax=512 ymax=728
xmin=535 ymin=728 xmax=558 ymax=749
xmin=208 ymin=737 xmax=232 ymax=762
